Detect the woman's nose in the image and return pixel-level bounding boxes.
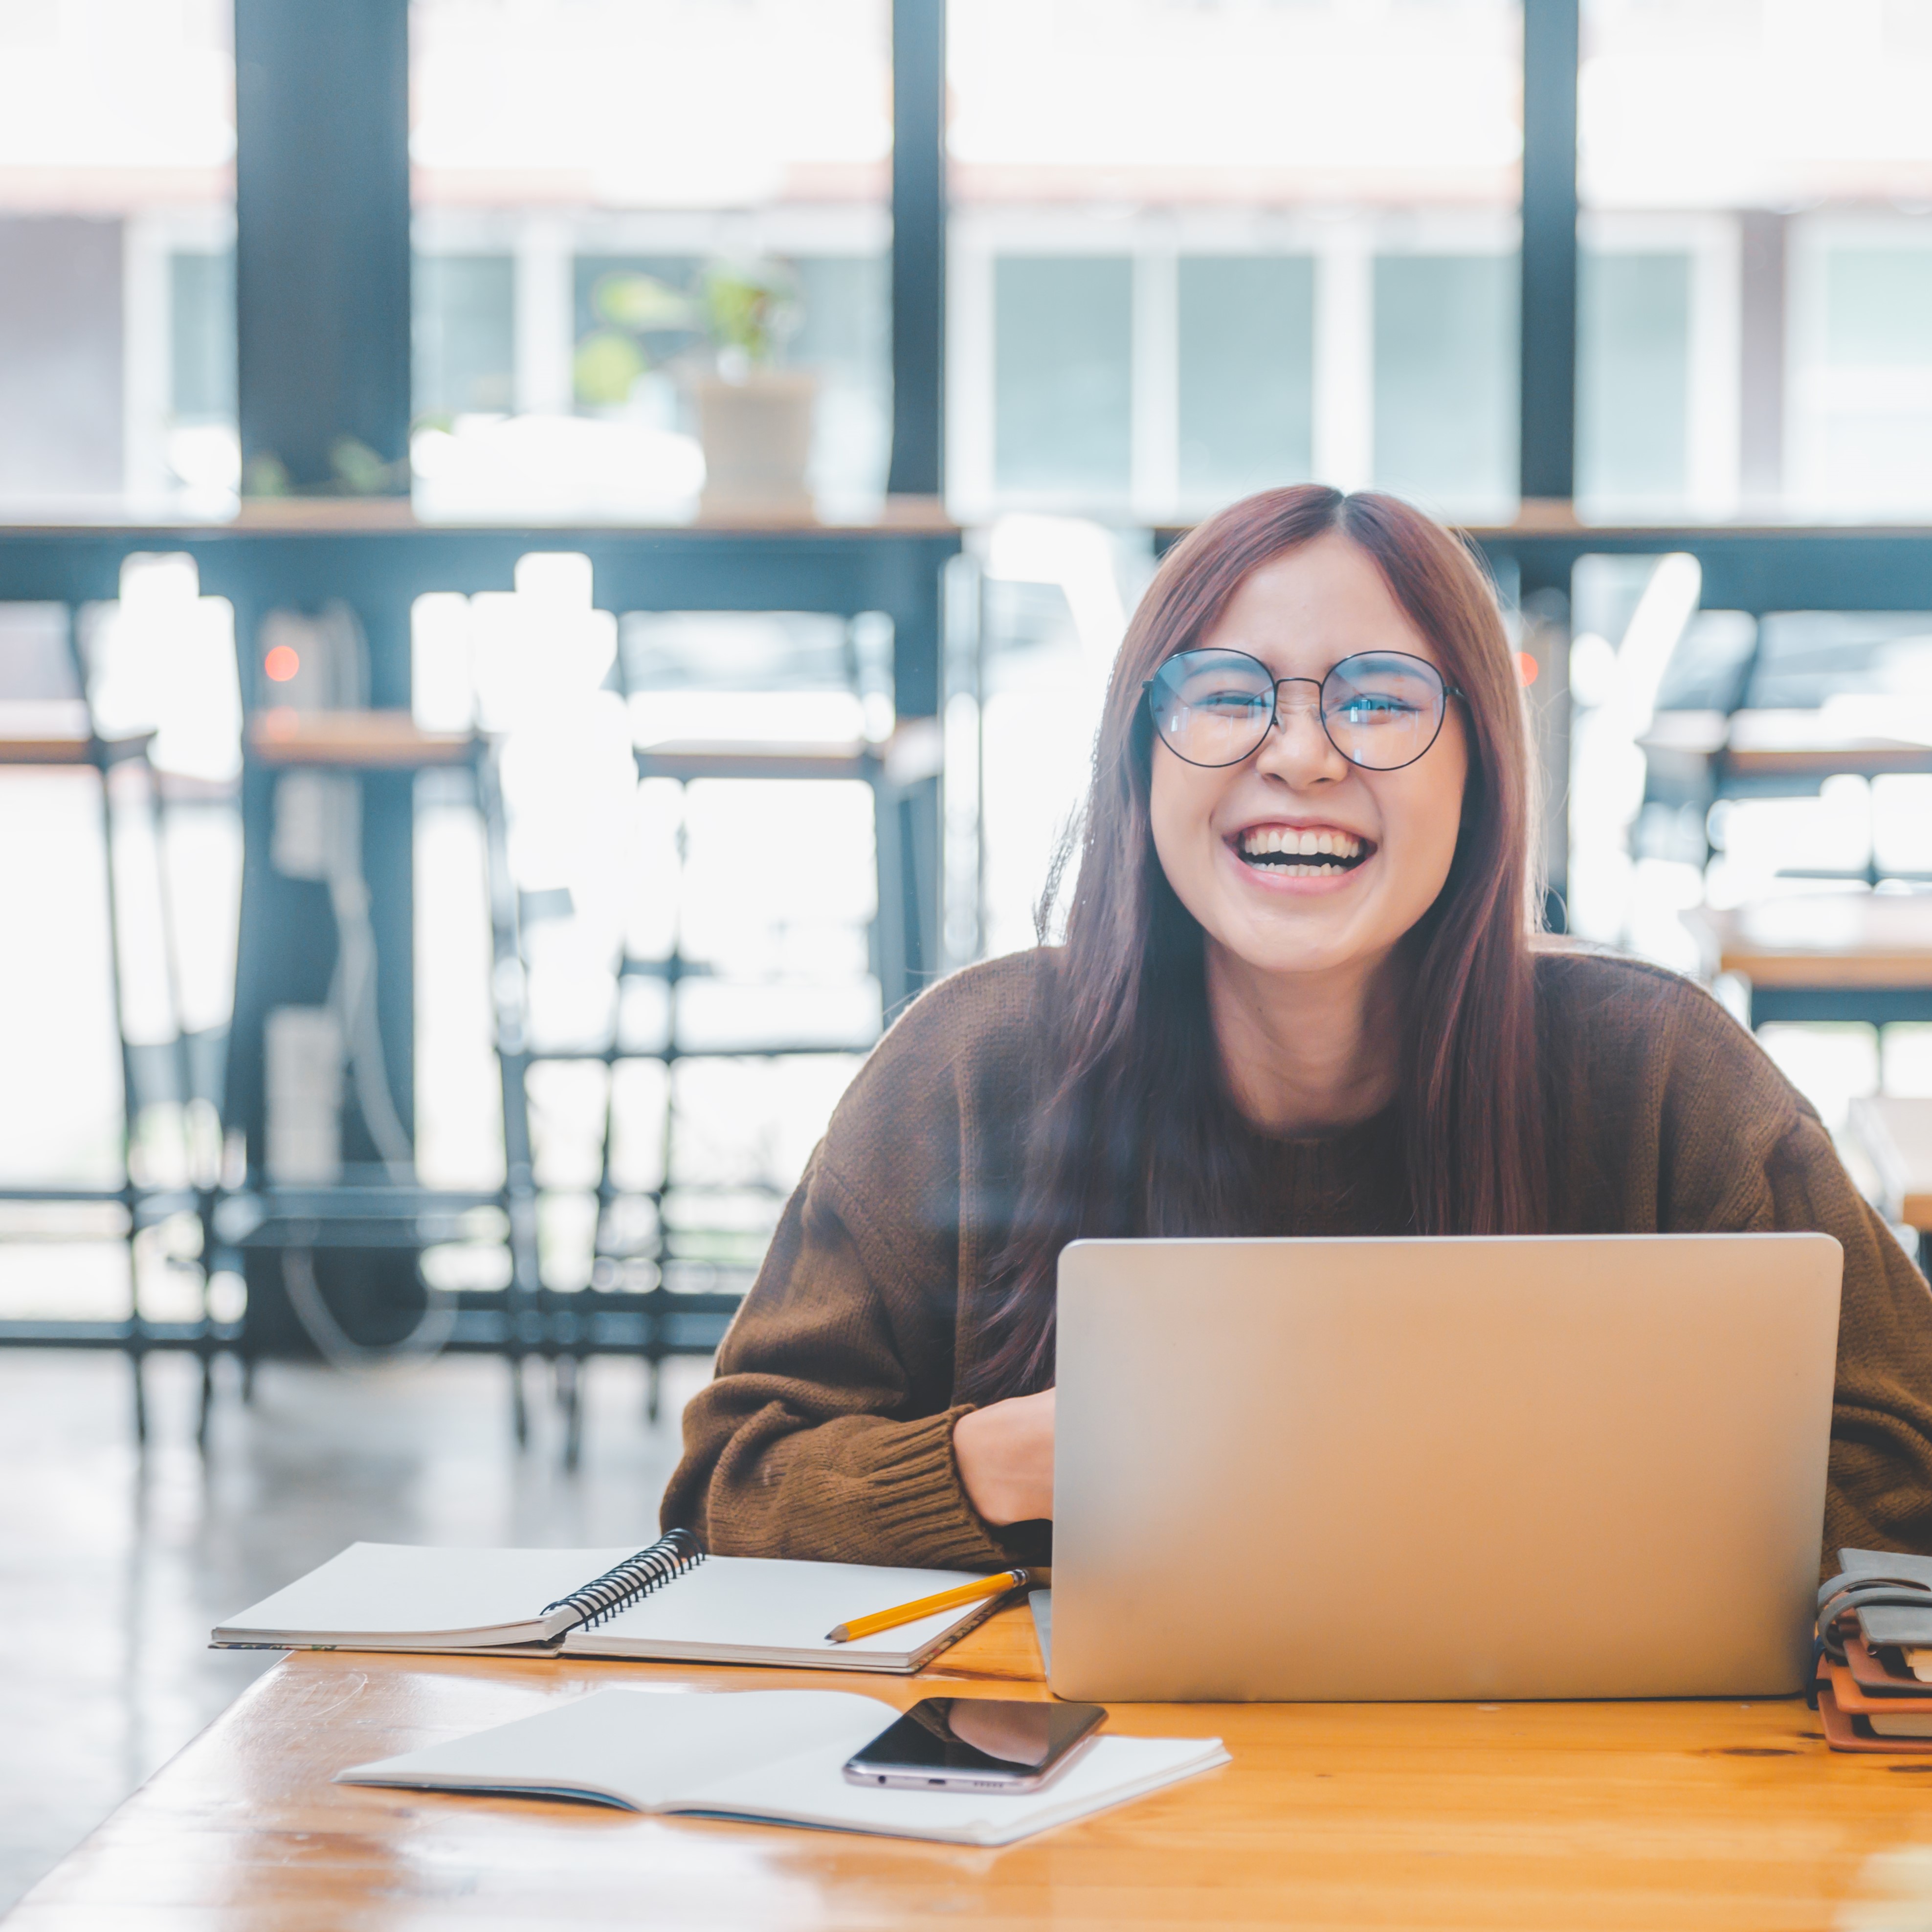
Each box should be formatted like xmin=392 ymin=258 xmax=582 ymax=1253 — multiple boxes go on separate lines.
xmin=1255 ymin=687 xmax=1346 ymax=783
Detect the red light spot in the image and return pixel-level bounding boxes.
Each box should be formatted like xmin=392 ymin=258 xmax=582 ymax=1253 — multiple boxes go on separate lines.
xmin=1516 ymin=651 xmax=1539 ymax=686
xmin=264 ymin=644 xmax=300 ymax=683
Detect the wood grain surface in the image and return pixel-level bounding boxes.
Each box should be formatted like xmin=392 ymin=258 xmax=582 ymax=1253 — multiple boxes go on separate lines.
xmin=15 ymin=1605 xmax=1932 ymax=1931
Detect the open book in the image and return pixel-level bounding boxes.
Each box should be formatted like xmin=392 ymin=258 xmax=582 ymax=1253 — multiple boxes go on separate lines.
xmin=212 ymin=1531 xmax=1013 ymax=1674
xmin=337 ymin=1687 xmax=1228 ymax=1846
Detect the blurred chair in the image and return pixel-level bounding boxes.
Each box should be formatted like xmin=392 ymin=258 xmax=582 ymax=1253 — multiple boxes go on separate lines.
xmin=0 ymin=694 xmax=194 ymax=1442
xmin=1847 ymin=1096 xmax=1932 ymax=1268
xmin=1639 ymin=610 xmax=1932 ymax=874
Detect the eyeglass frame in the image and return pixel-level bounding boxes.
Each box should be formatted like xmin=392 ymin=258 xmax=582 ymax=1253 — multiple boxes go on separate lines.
xmin=1142 ymin=646 xmax=1467 ymax=774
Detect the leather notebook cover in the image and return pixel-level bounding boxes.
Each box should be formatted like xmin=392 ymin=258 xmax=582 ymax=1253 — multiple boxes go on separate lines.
xmin=1842 ymin=1637 xmax=1932 ymax=1699
xmin=1837 ymin=1548 xmax=1932 ymax=1650
xmin=1839 ymin=1550 xmax=1932 ymax=1583
xmin=1818 ymin=1682 xmax=1932 ymax=1753
xmin=1826 ymin=1660 xmax=1932 ymax=1717
xmin=1854 ymin=1605 xmax=1932 ymax=1648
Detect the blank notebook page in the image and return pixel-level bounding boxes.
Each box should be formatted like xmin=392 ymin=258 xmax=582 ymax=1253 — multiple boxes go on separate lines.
xmin=338 ymin=1688 xmax=1231 ymax=1845
xmin=224 ymin=1545 xmax=641 ymax=1636
xmin=577 ymin=1557 xmax=989 ymax=1658
xmin=344 ymin=1689 xmax=892 ymax=1806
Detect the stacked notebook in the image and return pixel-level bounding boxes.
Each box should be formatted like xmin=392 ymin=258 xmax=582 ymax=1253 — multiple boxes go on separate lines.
xmin=337 ymin=1686 xmax=1229 ymax=1846
xmin=213 ymin=1529 xmax=1017 ymax=1674
xmin=1816 ymin=1549 xmax=1932 ymax=1751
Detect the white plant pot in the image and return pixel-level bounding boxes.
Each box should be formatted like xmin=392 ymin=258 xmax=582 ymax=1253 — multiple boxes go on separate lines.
xmin=694 ymin=371 xmax=818 ymax=520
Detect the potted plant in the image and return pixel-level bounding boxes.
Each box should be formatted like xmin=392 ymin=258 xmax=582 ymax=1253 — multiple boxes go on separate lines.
xmin=690 ymin=259 xmax=816 ymax=521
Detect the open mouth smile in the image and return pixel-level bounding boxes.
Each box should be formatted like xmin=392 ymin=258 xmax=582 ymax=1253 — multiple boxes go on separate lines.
xmin=1235 ymin=824 xmax=1373 ymax=877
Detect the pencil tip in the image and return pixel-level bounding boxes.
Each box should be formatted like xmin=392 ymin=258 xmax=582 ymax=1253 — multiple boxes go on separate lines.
xmin=824 ymin=1626 xmax=847 ymax=1643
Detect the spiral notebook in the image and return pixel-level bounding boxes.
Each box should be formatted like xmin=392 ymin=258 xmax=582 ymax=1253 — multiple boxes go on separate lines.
xmin=211 ymin=1530 xmax=1011 ymax=1673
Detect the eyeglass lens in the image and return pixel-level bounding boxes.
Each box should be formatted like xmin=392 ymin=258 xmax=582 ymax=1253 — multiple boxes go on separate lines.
xmin=1147 ymin=648 xmax=1449 ymax=772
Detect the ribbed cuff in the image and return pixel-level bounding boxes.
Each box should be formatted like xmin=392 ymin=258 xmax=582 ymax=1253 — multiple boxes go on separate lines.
xmin=857 ymin=1404 xmax=1016 ymax=1572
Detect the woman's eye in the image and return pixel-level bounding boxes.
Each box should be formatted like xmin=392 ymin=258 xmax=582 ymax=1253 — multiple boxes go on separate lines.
xmin=1337 ymin=695 xmax=1416 ymax=722
xmin=1193 ymin=688 xmax=1265 ymax=712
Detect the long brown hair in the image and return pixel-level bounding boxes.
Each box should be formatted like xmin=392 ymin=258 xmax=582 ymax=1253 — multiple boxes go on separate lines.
xmin=963 ymin=485 xmax=1547 ymax=1401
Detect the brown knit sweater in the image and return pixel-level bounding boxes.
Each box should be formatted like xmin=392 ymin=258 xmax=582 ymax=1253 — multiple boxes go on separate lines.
xmin=661 ymin=945 xmax=1932 ymax=1571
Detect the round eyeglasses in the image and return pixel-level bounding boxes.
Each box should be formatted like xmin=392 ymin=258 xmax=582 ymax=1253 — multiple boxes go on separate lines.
xmin=1144 ymin=647 xmax=1464 ymax=773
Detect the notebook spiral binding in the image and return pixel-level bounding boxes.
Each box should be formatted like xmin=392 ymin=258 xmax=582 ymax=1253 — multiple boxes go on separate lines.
xmin=542 ymin=1528 xmax=706 ymax=1631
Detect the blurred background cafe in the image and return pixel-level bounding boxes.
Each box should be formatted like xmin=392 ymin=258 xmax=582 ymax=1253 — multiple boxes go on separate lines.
xmin=7 ymin=0 xmax=1932 ymax=1904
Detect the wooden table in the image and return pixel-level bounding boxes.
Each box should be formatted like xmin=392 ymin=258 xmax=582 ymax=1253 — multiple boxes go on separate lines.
xmin=17 ymin=1608 xmax=1932 ymax=1930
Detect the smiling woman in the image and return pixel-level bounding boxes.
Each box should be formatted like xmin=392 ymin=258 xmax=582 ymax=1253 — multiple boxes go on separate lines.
xmin=662 ymin=486 xmax=1932 ymax=1574
xmin=955 ymin=491 xmax=1544 ymax=1425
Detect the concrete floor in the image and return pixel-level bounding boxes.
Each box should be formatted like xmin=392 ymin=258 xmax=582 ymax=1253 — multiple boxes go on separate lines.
xmin=0 ymin=1345 xmax=707 ymax=1912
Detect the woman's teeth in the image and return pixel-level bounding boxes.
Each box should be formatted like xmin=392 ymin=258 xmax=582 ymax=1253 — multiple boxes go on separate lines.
xmin=1238 ymin=826 xmax=1366 ymax=873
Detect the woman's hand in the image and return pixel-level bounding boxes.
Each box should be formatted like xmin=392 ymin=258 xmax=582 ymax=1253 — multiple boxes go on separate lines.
xmin=952 ymin=1388 xmax=1056 ymax=1525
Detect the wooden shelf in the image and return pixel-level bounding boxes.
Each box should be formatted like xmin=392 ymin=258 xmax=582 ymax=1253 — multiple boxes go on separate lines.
xmin=247 ymin=710 xmax=478 ymax=769
xmin=0 ymin=495 xmax=958 ymax=539
xmin=632 ymin=739 xmax=877 ymax=783
xmin=1638 ymin=709 xmax=1932 ymax=783
xmin=1685 ymin=893 xmax=1932 ymax=988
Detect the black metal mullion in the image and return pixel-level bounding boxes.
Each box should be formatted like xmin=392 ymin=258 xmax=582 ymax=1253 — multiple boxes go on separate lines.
xmin=234 ymin=0 xmax=412 ymax=492
xmin=1519 ymin=0 xmax=1580 ymax=505
xmin=887 ymin=0 xmax=947 ymax=498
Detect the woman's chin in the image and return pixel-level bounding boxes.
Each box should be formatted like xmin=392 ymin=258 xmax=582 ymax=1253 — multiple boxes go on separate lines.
xmin=1209 ymin=901 xmax=1383 ymax=981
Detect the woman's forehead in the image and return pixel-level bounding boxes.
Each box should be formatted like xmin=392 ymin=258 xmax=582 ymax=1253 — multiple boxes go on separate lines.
xmin=1199 ymin=538 xmax=1441 ymax=673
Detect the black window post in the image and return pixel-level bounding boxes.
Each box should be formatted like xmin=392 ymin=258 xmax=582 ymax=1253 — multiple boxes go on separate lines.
xmin=887 ymin=0 xmax=946 ymax=499
xmin=1517 ymin=0 xmax=1580 ymax=927
xmin=234 ymin=0 xmax=412 ymax=495
xmin=1519 ymin=0 xmax=1579 ymax=508
xmin=229 ymin=0 xmax=422 ymax=1348
xmin=878 ymin=0 xmax=949 ymax=999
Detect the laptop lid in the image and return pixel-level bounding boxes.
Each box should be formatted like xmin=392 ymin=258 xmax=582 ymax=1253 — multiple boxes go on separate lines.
xmin=1049 ymin=1233 xmax=1842 ymax=1702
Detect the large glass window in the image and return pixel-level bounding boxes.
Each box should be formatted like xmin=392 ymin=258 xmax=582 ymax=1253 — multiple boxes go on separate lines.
xmin=1790 ymin=233 xmax=1932 ymax=514
xmin=0 ymin=0 xmax=236 ymax=511
xmin=407 ymin=0 xmax=892 ymax=518
xmin=993 ymin=257 xmax=1133 ymax=498
xmin=949 ymin=0 xmax=1524 ymax=522
xmin=1372 ymin=254 xmax=1517 ymax=513
xmin=1577 ymin=250 xmax=1692 ymax=515
xmin=1177 ymin=256 xmax=1316 ymax=504
xmin=1580 ymin=0 xmax=1932 ymax=518
xmin=415 ymin=254 xmax=515 ymax=419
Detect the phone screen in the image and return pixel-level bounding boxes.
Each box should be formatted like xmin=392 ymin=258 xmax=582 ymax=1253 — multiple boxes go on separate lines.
xmin=844 ymin=1697 xmax=1107 ymax=1789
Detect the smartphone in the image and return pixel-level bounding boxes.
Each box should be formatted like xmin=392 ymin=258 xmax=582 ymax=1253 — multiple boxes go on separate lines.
xmin=842 ymin=1696 xmax=1107 ymax=1793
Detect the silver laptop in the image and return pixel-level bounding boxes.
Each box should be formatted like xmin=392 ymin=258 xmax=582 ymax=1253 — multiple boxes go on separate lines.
xmin=1049 ymin=1233 xmax=1842 ymax=1702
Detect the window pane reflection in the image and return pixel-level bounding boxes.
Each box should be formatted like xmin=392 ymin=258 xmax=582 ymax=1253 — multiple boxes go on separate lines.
xmin=408 ymin=0 xmax=892 ymax=518
xmin=950 ymin=0 xmax=1524 ymax=521
xmin=1580 ymin=0 xmax=1932 ymax=519
xmin=0 ymin=1 xmax=236 ymax=511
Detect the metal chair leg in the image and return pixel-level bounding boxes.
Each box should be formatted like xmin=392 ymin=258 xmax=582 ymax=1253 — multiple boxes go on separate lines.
xmin=510 ymin=1355 xmax=529 ymax=1447
xmin=560 ymin=1355 xmax=583 ymax=1471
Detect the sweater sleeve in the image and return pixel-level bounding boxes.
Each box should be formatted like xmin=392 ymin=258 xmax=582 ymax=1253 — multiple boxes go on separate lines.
xmin=1762 ymin=1111 xmax=1932 ymax=1555
xmin=658 ymin=1152 xmax=1013 ymax=1570
xmin=657 ymin=954 xmax=1050 ymax=1571
xmin=1651 ymin=977 xmax=1932 ymax=1555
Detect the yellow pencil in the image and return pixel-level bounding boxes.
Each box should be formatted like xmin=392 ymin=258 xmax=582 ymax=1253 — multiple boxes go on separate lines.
xmin=824 ymin=1568 xmax=1030 ymax=1643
